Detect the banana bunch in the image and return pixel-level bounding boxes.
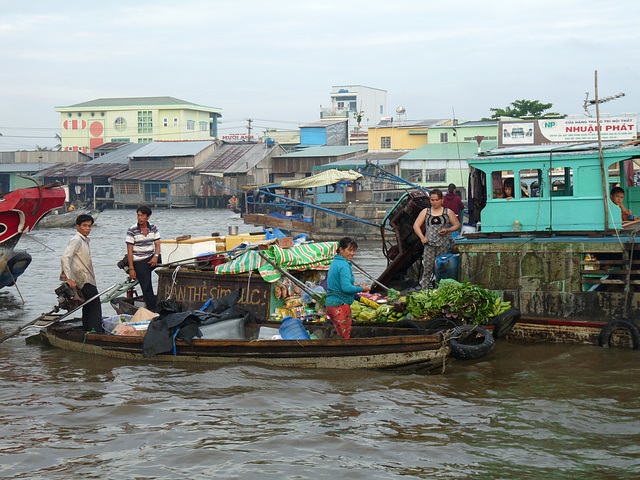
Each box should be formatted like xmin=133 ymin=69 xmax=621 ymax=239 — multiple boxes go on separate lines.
xmin=373 ymin=304 xmax=405 ymax=323
xmin=493 ymin=298 xmax=511 ymax=316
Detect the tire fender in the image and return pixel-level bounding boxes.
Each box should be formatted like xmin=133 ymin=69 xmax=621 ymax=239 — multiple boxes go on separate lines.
xmin=488 ymin=308 xmax=521 ymax=339
xmin=598 ymin=319 xmax=640 ymax=350
xmin=448 ymin=325 xmax=495 ymax=360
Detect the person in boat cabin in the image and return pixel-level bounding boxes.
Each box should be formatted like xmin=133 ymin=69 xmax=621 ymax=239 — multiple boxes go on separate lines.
xmin=326 ymin=237 xmax=370 ymax=339
xmin=60 ymin=214 xmax=103 ymax=333
xmin=443 ymin=183 xmax=465 ymax=223
xmin=126 ymin=206 xmax=161 ymax=311
xmin=413 ymin=189 xmax=461 ymax=289
xmin=610 ymin=186 xmax=634 ymax=221
xmin=501 ymin=179 xmax=515 ymax=200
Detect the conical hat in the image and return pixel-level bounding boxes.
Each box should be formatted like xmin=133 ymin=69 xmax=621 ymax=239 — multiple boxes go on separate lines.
xmin=131 ymin=307 xmax=158 ymax=323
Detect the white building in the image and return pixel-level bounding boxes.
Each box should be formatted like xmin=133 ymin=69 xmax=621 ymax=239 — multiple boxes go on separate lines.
xmin=320 ymin=85 xmax=387 ymax=145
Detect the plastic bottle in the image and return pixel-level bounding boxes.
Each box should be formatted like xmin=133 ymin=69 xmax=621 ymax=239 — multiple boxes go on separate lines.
xmin=512 ymin=220 xmax=522 ymax=232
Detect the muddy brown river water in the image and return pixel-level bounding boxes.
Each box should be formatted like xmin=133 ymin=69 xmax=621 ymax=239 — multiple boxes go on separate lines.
xmin=0 ymin=208 xmax=638 ymax=479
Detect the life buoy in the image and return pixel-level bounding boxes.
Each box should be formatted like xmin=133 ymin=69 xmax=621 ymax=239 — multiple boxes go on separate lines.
xmin=598 ymin=319 xmax=640 ymax=350
xmin=424 ymin=316 xmax=462 ymax=333
xmin=448 ymin=325 xmax=495 ymax=360
xmin=488 ymin=308 xmax=521 ymax=339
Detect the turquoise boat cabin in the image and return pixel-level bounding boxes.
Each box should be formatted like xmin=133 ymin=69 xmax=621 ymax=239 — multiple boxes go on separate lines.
xmin=468 ymin=140 xmax=640 ymax=233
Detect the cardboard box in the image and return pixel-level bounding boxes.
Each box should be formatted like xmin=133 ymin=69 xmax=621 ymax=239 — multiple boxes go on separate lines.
xmin=225 ymin=234 xmax=266 ymax=251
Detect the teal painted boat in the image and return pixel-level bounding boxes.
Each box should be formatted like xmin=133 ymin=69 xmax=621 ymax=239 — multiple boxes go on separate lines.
xmin=376 ymin=140 xmax=640 ymax=348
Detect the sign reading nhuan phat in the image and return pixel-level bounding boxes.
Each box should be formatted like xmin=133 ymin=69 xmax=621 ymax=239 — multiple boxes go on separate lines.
xmin=499 ymin=116 xmax=637 ymax=147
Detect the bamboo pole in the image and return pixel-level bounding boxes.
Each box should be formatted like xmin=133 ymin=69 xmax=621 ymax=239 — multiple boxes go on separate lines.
xmin=595 ymin=70 xmax=609 ymax=230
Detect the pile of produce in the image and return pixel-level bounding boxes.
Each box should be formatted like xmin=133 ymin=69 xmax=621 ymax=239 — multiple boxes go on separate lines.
xmin=406 ymin=279 xmax=510 ymax=325
xmin=350 ymin=279 xmax=510 ymax=325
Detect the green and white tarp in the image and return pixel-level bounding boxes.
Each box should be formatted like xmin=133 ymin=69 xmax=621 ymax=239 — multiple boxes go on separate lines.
xmin=214 ymin=242 xmax=338 ymax=282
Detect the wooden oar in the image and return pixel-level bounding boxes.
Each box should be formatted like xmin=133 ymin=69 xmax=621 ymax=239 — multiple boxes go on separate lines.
xmin=257 ymin=251 xmax=323 ymax=302
xmin=0 ymin=283 xmax=118 ymax=344
xmin=350 ymin=261 xmax=391 ymax=292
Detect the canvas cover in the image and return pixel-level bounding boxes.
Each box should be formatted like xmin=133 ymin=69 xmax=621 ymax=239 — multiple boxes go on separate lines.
xmin=214 ymin=242 xmax=337 ymax=282
xmin=278 ymin=169 xmax=362 ymax=189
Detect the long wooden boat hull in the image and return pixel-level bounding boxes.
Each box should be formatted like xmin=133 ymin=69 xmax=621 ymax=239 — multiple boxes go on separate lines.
xmin=38 ymin=322 xmax=450 ymax=372
xmin=36 ymin=208 xmax=101 ymax=228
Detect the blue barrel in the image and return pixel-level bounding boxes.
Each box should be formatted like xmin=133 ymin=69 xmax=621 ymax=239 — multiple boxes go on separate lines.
xmin=435 ymin=254 xmax=460 ymax=282
xmin=279 ymin=316 xmax=310 ymax=340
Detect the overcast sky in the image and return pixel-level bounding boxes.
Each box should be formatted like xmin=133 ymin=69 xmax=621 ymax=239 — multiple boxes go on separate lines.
xmin=1 ymin=0 xmax=639 ymax=151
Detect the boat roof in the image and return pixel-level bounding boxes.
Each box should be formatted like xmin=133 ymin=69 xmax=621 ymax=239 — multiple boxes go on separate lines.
xmin=280 ymin=169 xmax=362 ymax=189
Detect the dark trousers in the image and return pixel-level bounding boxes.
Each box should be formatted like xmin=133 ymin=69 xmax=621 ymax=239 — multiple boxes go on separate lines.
xmin=134 ymin=258 xmax=157 ymax=311
xmin=80 ymin=283 xmax=103 ymax=333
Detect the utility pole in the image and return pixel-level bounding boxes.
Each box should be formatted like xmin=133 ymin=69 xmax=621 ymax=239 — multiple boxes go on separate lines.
xmin=246 ymin=119 xmax=253 ymax=141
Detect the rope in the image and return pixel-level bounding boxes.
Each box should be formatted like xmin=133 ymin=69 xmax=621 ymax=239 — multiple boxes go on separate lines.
xmin=167 ymin=265 xmax=181 ymax=300
xmin=245 ymin=269 xmax=253 ymax=303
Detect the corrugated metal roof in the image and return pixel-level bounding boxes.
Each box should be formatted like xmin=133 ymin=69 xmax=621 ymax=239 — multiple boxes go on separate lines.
xmin=91 ymin=143 xmax=146 ymax=164
xmin=313 ymin=158 xmax=399 ymax=172
xmin=479 ymin=141 xmax=626 ymax=157
xmin=40 ymin=162 xmax=128 ymax=178
xmin=58 ymin=96 xmax=211 ymax=108
xmin=399 ymin=141 xmax=498 ymax=160
xmin=196 ymin=143 xmax=274 ymax=173
xmin=0 ymin=163 xmax=58 ymax=173
xmin=374 ymin=119 xmax=449 ymax=128
xmin=129 ymin=141 xmax=215 ymax=159
xmin=430 ymin=120 xmax=499 ymax=129
xmin=111 ymin=169 xmax=191 ymax=182
xmin=275 ymin=145 xmax=359 ymax=158
xmin=301 ymin=119 xmax=348 ymax=128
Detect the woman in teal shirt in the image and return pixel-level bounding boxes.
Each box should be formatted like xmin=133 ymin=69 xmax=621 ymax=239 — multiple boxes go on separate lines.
xmin=326 ymin=237 xmax=370 ymax=338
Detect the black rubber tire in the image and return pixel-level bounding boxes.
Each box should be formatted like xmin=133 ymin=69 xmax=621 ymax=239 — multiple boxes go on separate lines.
xmin=449 ymin=325 xmax=495 ymax=360
xmin=488 ymin=308 xmax=521 ymax=339
xmin=393 ymin=319 xmax=420 ymax=329
xmin=424 ymin=317 xmax=463 ymax=332
xmin=598 ymin=319 xmax=640 ymax=350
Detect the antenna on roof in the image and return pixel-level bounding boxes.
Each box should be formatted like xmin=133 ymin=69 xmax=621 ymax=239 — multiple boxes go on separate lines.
xmin=583 ymin=91 xmax=625 ymax=117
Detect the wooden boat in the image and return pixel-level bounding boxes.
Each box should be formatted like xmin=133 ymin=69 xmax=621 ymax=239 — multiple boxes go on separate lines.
xmin=1 ymin=185 xmax=66 ymax=287
xmin=242 ymin=169 xmax=409 ymax=241
xmin=375 ymin=141 xmax=640 ymax=348
xmin=36 ymin=319 xmax=450 ymax=371
xmin=36 ymin=206 xmax=103 ymax=228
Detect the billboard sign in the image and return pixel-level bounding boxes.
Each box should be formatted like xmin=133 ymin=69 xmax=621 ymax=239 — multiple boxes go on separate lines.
xmin=499 ymin=116 xmax=637 ymax=146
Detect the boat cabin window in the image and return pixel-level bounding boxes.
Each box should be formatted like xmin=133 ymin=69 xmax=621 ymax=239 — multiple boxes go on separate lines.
xmin=549 ymin=167 xmax=573 ymax=196
xmin=520 ymin=168 xmax=543 ymax=197
xmin=491 ymin=170 xmax=515 ymax=199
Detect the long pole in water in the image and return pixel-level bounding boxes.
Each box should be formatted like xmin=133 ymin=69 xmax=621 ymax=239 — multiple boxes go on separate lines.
xmin=0 ymin=283 xmax=118 ymax=344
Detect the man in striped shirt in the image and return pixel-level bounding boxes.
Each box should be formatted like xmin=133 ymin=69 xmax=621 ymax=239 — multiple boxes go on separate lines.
xmin=126 ymin=206 xmax=161 ymax=311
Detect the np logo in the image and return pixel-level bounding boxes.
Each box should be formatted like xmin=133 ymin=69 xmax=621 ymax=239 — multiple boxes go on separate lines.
xmin=544 ymin=121 xmax=557 ymax=128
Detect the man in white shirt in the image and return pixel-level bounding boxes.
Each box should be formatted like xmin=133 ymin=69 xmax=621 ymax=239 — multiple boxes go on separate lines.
xmin=60 ymin=214 xmax=103 ymax=332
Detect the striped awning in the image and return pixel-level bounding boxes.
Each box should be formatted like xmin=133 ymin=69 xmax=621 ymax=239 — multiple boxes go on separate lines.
xmin=214 ymin=242 xmax=337 ymax=282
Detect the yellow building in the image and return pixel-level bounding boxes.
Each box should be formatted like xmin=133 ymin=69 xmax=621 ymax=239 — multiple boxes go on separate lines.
xmin=367 ymin=118 xmax=451 ymax=151
xmin=55 ymin=96 xmax=222 ymax=153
